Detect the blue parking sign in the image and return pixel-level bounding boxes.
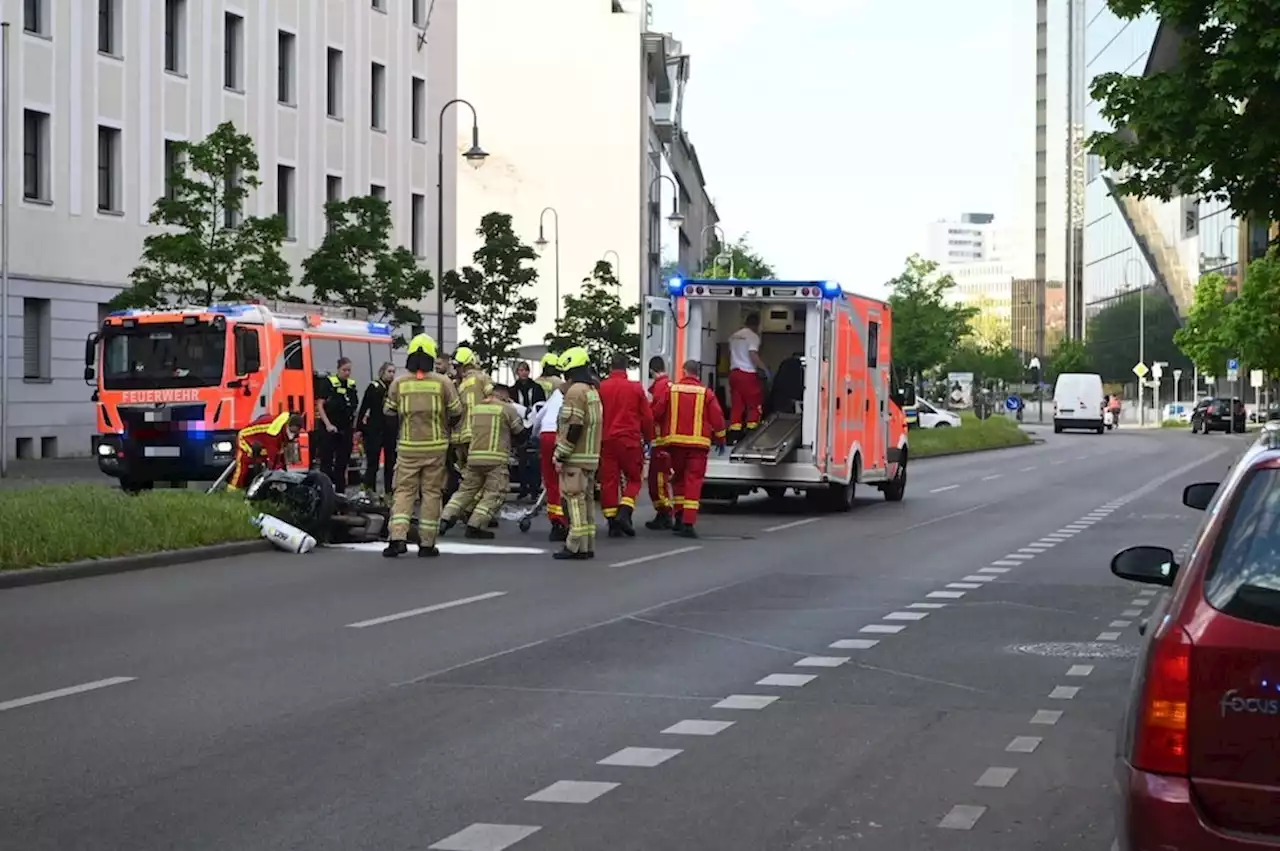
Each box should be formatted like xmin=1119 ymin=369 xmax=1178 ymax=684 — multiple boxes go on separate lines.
xmin=1228 ymin=358 xmax=1239 ymax=370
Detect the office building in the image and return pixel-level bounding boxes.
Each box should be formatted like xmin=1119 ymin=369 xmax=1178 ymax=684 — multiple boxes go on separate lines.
xmin=2 ymin=0 xmax=457 ymax=461
xmin=925 ymin=213 xmax=1008 ymax=265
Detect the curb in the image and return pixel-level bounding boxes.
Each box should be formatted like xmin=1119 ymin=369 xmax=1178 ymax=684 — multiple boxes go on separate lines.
xmin=0 ymin=540 xmax=271 ymax=589
xmin=915 ymin=438 xmax=1044 ymax=460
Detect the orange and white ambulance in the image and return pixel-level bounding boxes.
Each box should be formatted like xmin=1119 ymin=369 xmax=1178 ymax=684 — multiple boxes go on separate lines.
xmin=84 ymin=300 xmax=395 ymax=490
xmin=641 ymin=278 xmax=914 ymax=510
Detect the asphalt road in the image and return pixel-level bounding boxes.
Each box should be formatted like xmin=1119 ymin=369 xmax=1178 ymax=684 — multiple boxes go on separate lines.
xmin=0 ymin=429 xmax=1247 ymax=851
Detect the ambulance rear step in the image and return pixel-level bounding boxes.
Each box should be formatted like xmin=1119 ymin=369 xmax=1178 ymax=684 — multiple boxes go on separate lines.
xmin=729 ymin=413 xmax=803 ymax=465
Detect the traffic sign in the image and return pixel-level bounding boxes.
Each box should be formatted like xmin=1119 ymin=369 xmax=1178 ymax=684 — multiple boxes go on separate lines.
xmin=1152 ymin=363 xmax=1164 ymax=379
xmin=1228 ymin=367 xmax=1239 ymax=381
xmin=1132 ymin=362 xmax=1149 ymax=379
xmin=1005 ymin=395 xmax=1021 ymax=411
xmin=1228 ymin=358 xmax=1239 ymax=371
xmin=1173 ymin=369 xmax=1183 ymax=382
xmin=1251 ymin=369 xmax=1264 ymax=388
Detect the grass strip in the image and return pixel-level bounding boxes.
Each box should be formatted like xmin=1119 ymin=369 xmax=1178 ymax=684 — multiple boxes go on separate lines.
xmin=911 ymin=413 xmax=1033 ymax=458
xmin=0 ymin=486 xmax=257 ymax=570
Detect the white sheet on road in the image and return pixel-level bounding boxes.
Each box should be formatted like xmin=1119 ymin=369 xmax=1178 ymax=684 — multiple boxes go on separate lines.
xmin=328 ymin=542 xmax=546 ymax=555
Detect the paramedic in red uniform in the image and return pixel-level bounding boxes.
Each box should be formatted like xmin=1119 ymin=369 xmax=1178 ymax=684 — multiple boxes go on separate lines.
xmin=728 ymin=312 xmax=767 ymax=441
xmin=226 ymin=412 xmax=305 ymax=491
xmin=650 ymin=359 xmax=726 ymax=539
xmin=598 ymin=353 xmax=654 ymax=537
xmin=645 ymin=356 xmax=675 ymax=530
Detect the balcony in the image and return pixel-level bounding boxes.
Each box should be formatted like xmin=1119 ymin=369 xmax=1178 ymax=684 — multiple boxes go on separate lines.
xmin=652 ymin=100 xmax=675 ymax=143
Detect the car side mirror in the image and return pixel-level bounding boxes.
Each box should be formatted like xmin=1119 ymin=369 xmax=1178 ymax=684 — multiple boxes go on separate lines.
xmin=1110 ymin=545 xmax=1178 ymax=587
xmin=1182 ymin=482 xmax=1219 ymax=511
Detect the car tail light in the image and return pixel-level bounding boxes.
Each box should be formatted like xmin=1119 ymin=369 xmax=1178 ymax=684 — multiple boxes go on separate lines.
xmin=1133 ymin=623 xmax=1193 ymax=775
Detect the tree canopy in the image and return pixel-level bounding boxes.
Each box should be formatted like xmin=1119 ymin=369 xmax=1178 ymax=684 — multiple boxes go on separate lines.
xmin=1226 ymin=252 xmax=1280 ymax=374
xmin=886 ymin=255 xmax=977 ymax=383
xmin=1173 ymin=272 xmax=1234 ymax=375
xmin=545 ymin=260 xmax=640 ymax=371
xmin=1046 ymin=337 xmax=1093 ymax=381
xmin=701 ymin=235 xmax=776 ymax=279
xmin=1084 ymin=288 xmax=1191 ymax=382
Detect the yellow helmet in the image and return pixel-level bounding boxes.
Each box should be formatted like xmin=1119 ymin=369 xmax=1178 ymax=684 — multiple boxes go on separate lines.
xmin=454 ymin=346 xmax=476 ymax=366
xmin=407 ymin=333 xmax=438 ymax=357
xmin=559 ymin=346 xmax=590 ymax=371
xmin=540 ymin=352 xmax=560 ymax=369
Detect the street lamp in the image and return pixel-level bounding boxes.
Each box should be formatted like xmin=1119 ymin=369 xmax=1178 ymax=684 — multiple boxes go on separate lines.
xmin=700 ymin=223 xmax=733 ymax=275
xmin=601 ymin=249 xmax=621 ymax=287
xmin=534 ymin=207 xmax=561 ymax=320
xmin=647 ymin=174 xmax=683 ymax=297
xmin=435 ymin=98 xmax=488 ymax=345
xmin=1123 ymin=255 xmax=1147 ymax=426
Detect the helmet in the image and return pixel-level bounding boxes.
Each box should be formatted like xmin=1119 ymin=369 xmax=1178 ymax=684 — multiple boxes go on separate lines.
xmin=454 ymin=346 xmax=476 ymax=366
xmin=559 ymin=346 xmax=590 ymax=371
xmin=540 ymin=352 xmax=560 ymax=369
xmin=407 ymin=333 xmax=438 ymax=357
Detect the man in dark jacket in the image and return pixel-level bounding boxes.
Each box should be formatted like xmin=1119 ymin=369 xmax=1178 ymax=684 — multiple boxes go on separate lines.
xmin=510 ymin=361 xmax=546 ymax=500
xmin=357 ymin=361 xmax=398 ymax=493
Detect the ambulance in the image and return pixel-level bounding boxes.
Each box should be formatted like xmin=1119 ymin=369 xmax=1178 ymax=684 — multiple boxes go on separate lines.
xmin=642 ymin=278 xmax=914 ymax=510
xmin=83 ymin=300 xmax=395 ymax=491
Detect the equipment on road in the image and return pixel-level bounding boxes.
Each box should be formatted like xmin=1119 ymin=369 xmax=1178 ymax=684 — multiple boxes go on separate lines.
xmin=240 ymin=468 xmax=417 ymax=545
xmin=253 ymin=513 xmax=318 ymax=554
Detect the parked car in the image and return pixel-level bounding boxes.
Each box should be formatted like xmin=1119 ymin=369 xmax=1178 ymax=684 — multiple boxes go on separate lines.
xmin=915 ymin=399 xmax=962 ymax=429
xmin=1108 ymin=431 xmax=1280 ymax=849
xmin=1190 ymin=397 xmax=1247 ymax=434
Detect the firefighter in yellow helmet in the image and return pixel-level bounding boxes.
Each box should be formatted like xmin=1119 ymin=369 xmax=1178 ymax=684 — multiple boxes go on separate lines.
xmin=552 ymin=346 xmax=603 ymax=560
xmin=536 ymin=352 xmax=564 ymax=397
xmin=449 ymin=346 xmax=493 ymax=472
xmin=382 ymin=333 xmax=463 ymax=558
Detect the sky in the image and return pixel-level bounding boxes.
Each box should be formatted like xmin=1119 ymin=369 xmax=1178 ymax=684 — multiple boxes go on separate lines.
xmin=651 ymin=0 xmax=1036 ymax=299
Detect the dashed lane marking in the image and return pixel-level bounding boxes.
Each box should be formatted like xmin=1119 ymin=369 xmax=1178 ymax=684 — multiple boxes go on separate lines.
xmin=1067 ymin=665 xmax=1094 ymax=677
xmin=662 ymin=720 xmax=735 ymax=736
xmin=1003 ymin=554 xmax=1036 ymax=560
xmin=947 ymin=582 xmax=982 ymax=590
xmin=713 ymin=695 xmax=779 ymax=710
xmin=1110 ymin=620 xmax=1132 ymax=628
xmin=1006 ymin=736 xmax=1042 ymax=753
xmin=1049 ymin=686 xmax=1081 ymax=699
xmin=909 ymin=602 xmax=947 ymax=609
xmin=757 ymin=673 xmax=817 ymax=687
xmin=979 ymin=567 xmax=1011 ymax=574
xmin=1019 ymin=546 xmax=1050 ymax=553
xmin=346 ymin=592 xmax=507 ymax=629
xmin=860 ymin=624 xmax=907 ymax=634
xmin=1097 ymin=631 xmax=1121 ymax=641
xmin=928 ymin=590 xmax=966 ymax=599
xmin=428 ymin=823 xmax=541 ymax=851
xmin=1030 ymin=709 xmax=1063 ymax=725
xmin=930 ymin=485 xmax=960 ymax=493
xmin=0 ymin=677 xmax=137 ymax=713
xmin=991 ymin=560 xmax=1022 ymax=566
xmin=610 ymin=546 xmax=702 ymax=568
xmin=883 ymin=611 xmax=929 ymax=621
xmin=761 ymin=517 xmax=821 ymax=533
xmin=962 ymin=575 xmax=997 ymax=583
xmin=1121 ymin=609 xmax=1142 ymax=617
xmin=938 ymin=804 xmax=987 ymax=830
xmin=525 ymin=781 xmax=619 ymax=804
xmin=1139 ymin=589 xmax=1158 ymax=597
xmin=598 ymin=747 xmax=682 ymax=768
xmin=982 ymin=474 xmax=1002 ymax=481
xmin=795 ymin=656 xmax=849 ymax=668
xmin=830 ymin=639 xmax=879 ymax=650
xmin=1020 ymin=466 xmax=1037 ymax=472
xmin=1130 ymin=598 xmax=1151 ymax=607
xmin=975 ymin=767 xmax=1018 ymax=788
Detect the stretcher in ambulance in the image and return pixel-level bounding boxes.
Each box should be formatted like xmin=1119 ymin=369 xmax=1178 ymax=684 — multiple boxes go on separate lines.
xmin=642 ymin=278 xmax=914 ymax=511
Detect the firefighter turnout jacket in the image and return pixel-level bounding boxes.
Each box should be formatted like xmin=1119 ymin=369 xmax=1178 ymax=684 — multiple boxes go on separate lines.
xmin=467 ymin=397 xmax=527 ymax=466
xmin=651 ymin=374 xmax=727 ymax=449
xmin=454 ymin=368 xmax=494 ymax=445
xmin=599 ymin=369 xmax=655 ymax=446
xmin=555 ymin=381 xmax=603 ymax=469
xmin=228 ymin=412 xmax=296 ymax=490
xmin=384 ymin=369 xmax=463 ymax=455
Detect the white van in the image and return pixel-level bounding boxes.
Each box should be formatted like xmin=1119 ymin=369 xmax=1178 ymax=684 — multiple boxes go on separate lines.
xmin=1053 ymin=372 xmax=1105 ymax=434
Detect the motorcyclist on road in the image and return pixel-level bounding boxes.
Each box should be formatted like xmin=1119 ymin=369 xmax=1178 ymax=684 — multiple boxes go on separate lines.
xmin=227 ymin=412 xmax=305 ymax=491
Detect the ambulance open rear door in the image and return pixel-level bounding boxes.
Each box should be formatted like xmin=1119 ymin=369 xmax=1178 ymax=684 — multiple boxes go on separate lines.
xmin=641 ymin=295 xmax=675 ymax=379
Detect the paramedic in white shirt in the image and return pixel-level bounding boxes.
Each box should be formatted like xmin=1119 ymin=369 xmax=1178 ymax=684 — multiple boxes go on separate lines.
xmin=728 ymin=312 xmax=767 ymax=439
xmin=532 ymin=386 xmax=569 ymax=541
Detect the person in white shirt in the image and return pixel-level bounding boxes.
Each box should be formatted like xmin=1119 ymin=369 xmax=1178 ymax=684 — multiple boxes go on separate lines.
xmin=727 ymin=312 xmax=767 ymax=439
xmin=534 ymin=386 xmax=569 ymax=541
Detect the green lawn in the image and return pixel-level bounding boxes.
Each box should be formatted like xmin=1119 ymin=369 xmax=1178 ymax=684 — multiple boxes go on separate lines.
xmin=911 ymin=413 xmax=1033 ymax=458
xmin=0 ymin=486 xmax=258 ymax=570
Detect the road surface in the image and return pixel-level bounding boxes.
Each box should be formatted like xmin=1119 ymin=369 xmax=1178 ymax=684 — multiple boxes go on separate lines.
xmin=0 ymin=430 xmax=1243 ymax=850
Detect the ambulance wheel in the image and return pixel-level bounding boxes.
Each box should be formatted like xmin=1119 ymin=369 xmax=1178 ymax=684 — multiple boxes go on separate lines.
xmin=826 ymin=481 xmax=855 ymax=512
xmin=518 ymin=518 xmax=532 ymax=533
xmin=883 ymin=459 xmax=907 ymax=502
xmin=765 ymin=486 xmax=787 ymax=502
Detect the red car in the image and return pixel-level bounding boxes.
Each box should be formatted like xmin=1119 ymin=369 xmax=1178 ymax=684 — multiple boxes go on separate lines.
xmin=1111 ymin=433 xmax=1280 ymax=849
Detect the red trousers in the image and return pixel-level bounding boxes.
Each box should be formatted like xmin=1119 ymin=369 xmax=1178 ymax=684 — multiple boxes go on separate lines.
xmin=729 ymin=368 xmax=763 ymax=433
xmin=599 ymin=438 xmax=644 ymax=518
xmin=669 ymin=446 xmax=709 ymax=525
xmin=647 ymin=447 xmax=673 ymax=514
xmin=539 ymin=432 xmax=565 ymax=527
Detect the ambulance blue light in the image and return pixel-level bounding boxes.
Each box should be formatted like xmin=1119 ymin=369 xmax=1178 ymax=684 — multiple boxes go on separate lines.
xmin=106 ymin=309 xmax=141 ymax=317
xmin=367 ymin=322 xmax=393 ymax=336
xmin=820 ymin=280 xmax=842 ymax=296
xmin=210 ymin=303 xmax=252 ymax=315
xmin=667 ymin=277 xmax=683 ymax=294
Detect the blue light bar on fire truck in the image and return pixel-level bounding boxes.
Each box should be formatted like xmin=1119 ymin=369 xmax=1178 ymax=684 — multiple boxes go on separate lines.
xmin=666 ymin=278 xmax=842 ymax=299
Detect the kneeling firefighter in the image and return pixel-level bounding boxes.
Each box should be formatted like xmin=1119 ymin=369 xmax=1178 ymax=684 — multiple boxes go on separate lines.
xmin=552 ymin=347 xmax=604 ymax=560
xmin=440 ymin=383 xmax=527 ymax=538
xmin=382 ymin=334 xmax=463 ymax=559
xmin=227 ymin=412 xmax=306 ymax=491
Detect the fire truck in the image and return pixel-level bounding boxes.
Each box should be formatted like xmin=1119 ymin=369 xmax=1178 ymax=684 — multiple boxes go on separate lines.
xmin=83 ymin=300 xmax=395 ymax=492
xmin=642 ymin=278 xmax=914 ymax=510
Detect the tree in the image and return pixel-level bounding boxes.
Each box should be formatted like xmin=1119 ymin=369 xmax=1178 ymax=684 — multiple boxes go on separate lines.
xmin=1228 ymin=251 xmax=1280 ymax=374
xmin=1173 ymin=273 xmax=1234 ymax=375
xmin=887 ymin=255 xmax=977 ymax=384
xmin=441 ymin=212 xmax=539 ymax=368
xmin=301 ymin=195 xmax=433 ymax=345
xmin=1084 ymin=289 xmax=1191 ymax=382
xmin=702 ymin=235 xmax=776 ymax=279
xmin=1087 ymin=1 xmax=1280 ymax=227
xmin=110 ymin=122 xmax=291 ymax=309
xmin=544 ymin=260 xmax=640 ymax=371
xmin=962 ymin=295 xmax=1012 ymax=351
xmin=1046 ymin=337 xmax=1092 ymax=381
xmin=946 ymin=342 xmax=1022 ymax=389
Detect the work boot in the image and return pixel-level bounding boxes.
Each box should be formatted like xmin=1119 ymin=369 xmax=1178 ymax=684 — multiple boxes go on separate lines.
xmin=675 ymin=524 xmax=698 ymax=539
xmin=488 ymin=517 xmax=500 ymax=528
xmin=417 ymin=544 xmax=440 ymax=558
xmin=438 ymin=517 xmax=457 ymax=536
xmin=465 ymin=526 xmax=495 ymax=540
xmin=552 ymin=548 xmax=591 ymax=561
xmin=382 ymin=540 xmax=408 ymax=558
xmin=616 ymin=505 xmax=637 ymax=537
xmin=548 ymin=524 xmax=568 ymax=542
xmin=607 ymin=517 xmax=625 ymax=538
xmin=645 ymin=513 xmax=672 ymax=531
xmin=672 ymin=516 xmax=686 ymax=534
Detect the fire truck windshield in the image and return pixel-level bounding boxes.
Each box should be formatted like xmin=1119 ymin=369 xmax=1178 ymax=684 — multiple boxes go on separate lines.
xmin=101 ymin=322 xmax=228 ymax=389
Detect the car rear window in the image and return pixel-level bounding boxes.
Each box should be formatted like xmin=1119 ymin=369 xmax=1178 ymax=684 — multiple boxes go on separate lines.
xmin=1205 ymin=467 xmax=1280 ymax=627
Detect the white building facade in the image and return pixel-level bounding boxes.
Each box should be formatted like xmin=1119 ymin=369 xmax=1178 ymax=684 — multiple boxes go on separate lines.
xmin=925 ymin=213 xmax=1009 ymax=265
xmin=1 ymin=0 xmax=458 ymax=461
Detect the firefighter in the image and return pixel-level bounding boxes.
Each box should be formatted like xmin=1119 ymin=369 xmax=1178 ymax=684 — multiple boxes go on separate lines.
xmin=317 ymin=356 xmax=359 ymax=489
xmin=440 ymin=384 xmax=526 ymax=538
xmin=450 ymin=346 xmax=493 ymax=473
xmin=552 ymin=346 xmax=603 ymax=560
xmin=598 ymin=353 xmax=654 ymax=537
xmin=644 ymin=356 xmax=675 ymax=530
xmin=357 ymin=361 xmax=398 ymax=493
xmin=382 ymin=334 xmax=463 ymax=559
xmin=226 ymin=412 xmax=305 ymax=491
xmin=727 ymin=312 xmax=767 ymax=441
xmin=532 ymin=355 xmax=569 ymax=541
xmin=651 ymin=358 xmax=727 ymax=539
xmin=536 ymin=352 xmax=563 ymax=396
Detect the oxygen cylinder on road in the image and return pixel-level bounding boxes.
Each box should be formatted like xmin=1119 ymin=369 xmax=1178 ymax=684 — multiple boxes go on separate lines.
xmin=253 ymin=513 xmax=317 ymax=554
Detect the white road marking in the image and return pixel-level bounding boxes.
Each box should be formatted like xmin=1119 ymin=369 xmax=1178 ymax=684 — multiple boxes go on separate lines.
xmin=975 ymin=767 xmax=1018 ymax=788
xmin=795 ymin=656 xmax=849 ymax=668
xmin=429 ymin=823 xmax=541 ymax=851
xmin=1020 ymin=466 xmax=1037 ymax=472
xmin=713 ymin=695 xmax=779 ymax=710
xmin=909 ymin=602 xmax=947 ymax=609
xmin=1019 ymin=547 xmax=1049 ymax=553
xmin=1032 ymin=541 xmax=1058 ymax=547
xmin=1003 ymin=554 xmax=1036 ymax=560
xmin=830 ymin=639 xmax=880 ymax=650
xmin=1110 ymin=620 xmax=1132 ymax=628
xmin=1130 ymin=598 xmax=1151 ymax=607
xmin=946 ymin=582 xmax=982 ymax=589
xmin=0 ymin=677 xmax=136 ymax=713
xmin=1006 ymin=736 xmax=1042 ymax=753
xmin=860 ymin=624 xmax=906 ymax=634
xmin=883 ymin=611 xmax=929 ymax=621
xmin=979 ymin=568 xmax=1011 ymax=575
xmin=928 ymin=590 xmax=965 ymax=599
xmin=757 ymin=673 xmax=817 ymax=687
xmin=930 ymin=485 xmax=960 ymax=493
xmin=991 ymin=560 xmax=1023 ymax=566
xmin=610 ymin=546 xmax=702 ymax=568
xmin=1067 ymin=665 xmax=1094 ymax=677
xmin=663 ymin=719 xmax=735 ymax=736
xmin=598 ymin=747 xmax=682 ymax=768
xmin=962 ymin=575 xmax=997 ymax=583
xmin=761 ymin=517 xmax=822 ymax=533
xmin=1051 ymin=459 xmax=1069 ymax=465
xmin=1044 ymin=533 xmax=1072 ymax=539
xmin=333 ymin=541 xmax=546 ymax=555
xmin=938 ymin=804 xmax=987 ymax=830
xmin=1097 ymin=631 xmax=1121 ymax=641
xmin=525 ymin=780 xmax=618 ymax=804
xmin=982 ymin=474 xmax=1002 ymax=481
xmin=1139 ymin=589 xmax=1158 ymax=597
xmin=1049 ymin=686 xmax=1080 ymax=699
xmin=1122 ymin=609 xmax=1142 ymax=617
xmin=1030 ymin=709 xmax=1063 ymax=725
xmin=346 ymin=592 xmax=507 ymax=629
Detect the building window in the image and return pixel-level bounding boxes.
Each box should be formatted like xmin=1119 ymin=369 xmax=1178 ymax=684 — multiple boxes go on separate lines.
xmin=372 ymin=0 xmax=385 ymax=10
xmin=411 ymin=193 xmax=425 ymax=257
xmin=370 ymin=184 xmax=386 ymax=200
xmin=326 ymin=48 xmax=343 ymax=118
xmin=98 ymin=0 xmax=120 ymax=55
xmin=163 ymin=140 xmax=183 ymax=200
xmin=412 ymin=0 xmax=426 ymax=26
xmin=223 ymin=168 xmax=242 ymax=229
xmin=22 ymin=109 xmax=50 ymax=202
xmin=277 ymin=30 xmax=296 ymax=104
xmin=412 ymin=77 xmax=426 ymax=141
xmin=24 ymin=0 xmax=46 ymax=36
xmin=224 ymin=12 xmax=244 ymax=90
xmin=23 ymin=297 xmax=51 ymax=381
xmin=164 ymin=0 xmax=185 ymax=73
xmin=277 ymin=165 xmax=295 ymax=239
xmin=325 ymin=175 xmax=342 ymax=233
xmin=370 ymin=62 xmax=386 ymax=130
xmin=97 ymin=126 xmax=122 ymax=213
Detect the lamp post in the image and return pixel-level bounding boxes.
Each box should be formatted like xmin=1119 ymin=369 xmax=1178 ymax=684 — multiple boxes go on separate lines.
xmin=533 ymin=207 xmax=561 ymax=320
xmin=435 ymin=98 xmax=488 ymax=345
xmin=1123 ymin=256 xmax=1147 ymax=426
xmin=601 ymin=249 xmax=620 ymax=273
xmin=700 ymin=223 xmax=734 ymax=276
xmin=647 ymin=174 xmax=684 ymax=297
